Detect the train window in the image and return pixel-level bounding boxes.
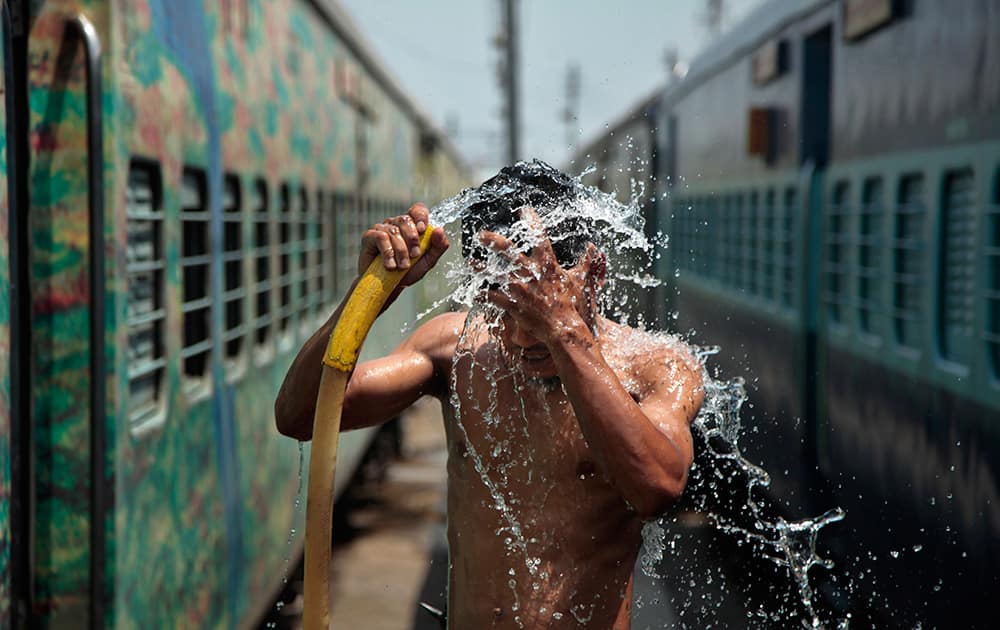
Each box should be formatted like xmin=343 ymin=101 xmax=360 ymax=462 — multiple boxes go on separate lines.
xmin=858 ymin=177 xmax=884 ymax=336
xmin=893 ymin=175 xmax=926 ymax=349
xmin=762 ymin=189 xmax=776 ymax=302
xmin=779 ymin=187 xmax=797 ymax=307
xmin=252 ymin=179 xmax=272 ymax=350
xmin=325 ymin=191 xmax=338 ymax=302
xmin=314 ymin=190 xmax=327 ymax=318
xmin=181 ymin=168 xmax=212 ymax=394
xmin=937 ymin=170 xmax=976 ymax=365
xmin=825 ymin=181 xmax=851 ymax=324
xmin=722 ymin=196 xmax=737 ymax=287
xmin=703 ymin=197 xmax=715 ymax=277
xmin=335 ymin=192 xmax=352 ymax=293
xmin=744 ymin=192 xmax=759 ymax=296
xmin=222 ymin=175 xmax=245 ymax=366
xmin=298 ymin=186 xmax=312 ymax=327
xmin=278 ymin=183 xmax=293 ymax=336
xmin=987 ymin=170 xmax=1000 ymax=378
xmin=126 ymin=161 xmax=166 ymax=429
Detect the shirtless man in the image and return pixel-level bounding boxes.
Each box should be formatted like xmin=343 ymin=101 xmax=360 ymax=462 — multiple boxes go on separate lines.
xmin=276 ymin=193 xmax=704 ymax=629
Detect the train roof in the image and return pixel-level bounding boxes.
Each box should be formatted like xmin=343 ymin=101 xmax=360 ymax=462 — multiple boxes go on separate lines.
xmin=570 ymin=0 xmax=834 ymax=168
xmin=313 ymin=0 xmax=470 ymax=177
xmin=664 ymin=0 xmax=831 ymax=104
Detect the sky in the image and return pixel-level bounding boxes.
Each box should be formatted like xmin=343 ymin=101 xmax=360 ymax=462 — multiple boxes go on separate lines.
xmin=338 ymin=0 xmax=767 ymax=178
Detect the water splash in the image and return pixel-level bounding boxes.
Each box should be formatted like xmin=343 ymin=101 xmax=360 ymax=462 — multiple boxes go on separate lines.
xmin=420 ymin=158 xmax=845 ymax=626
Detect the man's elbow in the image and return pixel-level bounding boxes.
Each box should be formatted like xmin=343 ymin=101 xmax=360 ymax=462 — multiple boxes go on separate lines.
xmin=632 ymin=471 xmax=688 ymax=520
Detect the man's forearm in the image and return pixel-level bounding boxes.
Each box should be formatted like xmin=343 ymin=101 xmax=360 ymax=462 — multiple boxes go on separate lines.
xmin=548 ymin=320 xmax=690 ymax=518
xmin=274 ymin=279 xmax=356 ymax=440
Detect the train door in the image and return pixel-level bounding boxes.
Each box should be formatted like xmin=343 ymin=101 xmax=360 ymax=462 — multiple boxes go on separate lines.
xmin=798 ymin=24 xmax=833 ymax=465
xmin=4 ymin=1 xmax=32 ymax=627
xmin=20 ymin=3 xmax=107 ymax=628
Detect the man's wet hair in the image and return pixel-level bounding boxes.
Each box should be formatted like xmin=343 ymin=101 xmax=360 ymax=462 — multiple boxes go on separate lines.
xmin=461 ymin=160 xmax=591 ymax=268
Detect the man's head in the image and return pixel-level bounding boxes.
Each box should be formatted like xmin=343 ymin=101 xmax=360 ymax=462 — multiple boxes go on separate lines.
xmin=460 ymin=161 xmax=607 ymax=380
xmin=461 ymin=160 xmax=592 ymax=268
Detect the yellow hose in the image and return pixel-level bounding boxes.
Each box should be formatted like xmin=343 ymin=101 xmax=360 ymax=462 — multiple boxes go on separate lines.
xmin=303 ymin=225 xmax=435 ymax=630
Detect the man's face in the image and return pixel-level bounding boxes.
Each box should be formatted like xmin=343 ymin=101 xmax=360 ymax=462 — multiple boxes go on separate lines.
xmin=497 ymin=311 xmax=559 ymax=379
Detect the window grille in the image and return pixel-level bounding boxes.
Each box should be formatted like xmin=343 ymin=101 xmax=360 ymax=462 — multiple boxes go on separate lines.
xmin=744 ymin=192 xmax=759 ymax=295
xmin=938 ymin=170 xmax=976 ymax=365
xmin=762 ymin=189 xmax=777 ymax=302
xmin=893 ymin=175 xmax=925 ymax=348
xmin=314 ymin=190 xmax=327 ymax=318
xmin=723 ymin=195 xmax=738 ymax=287
xmin=181 ymin=168 xmax=212 ymax=388
xmin=987 ymin=172 xmax=1000 ymax=377
xmin=325 ymin=191 xmax=339 ymax=300
xmin=825 ymin=181 xmax=851 ymax=324
xmin=298 ymin=186 xmax=313 ymax=323
xmin=335 ymin=192 xmax=353 ymax=292
xmin=278 ymin=183 xmax=293 ymax=335
xmin=779 ymin=187 xmax=797 ymax=307
xmin=126 ymin=162 xmax=166 ymax=426
xmin=857 ymin=177 xmax=884 ymax=335
xmin=222 ymin=175 xmax=245 ymax=361
xmin=702 ymin=196 xmax=718 ymax=279
xmin=252 ymin=179 xmax=272 ymax=347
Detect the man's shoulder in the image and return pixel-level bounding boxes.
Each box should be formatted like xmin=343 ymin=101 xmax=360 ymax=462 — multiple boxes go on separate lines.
xmin=404 ymin=310 xmax=467 ymax=357
xmin=600 ymin=320 xmax=701 ymax=381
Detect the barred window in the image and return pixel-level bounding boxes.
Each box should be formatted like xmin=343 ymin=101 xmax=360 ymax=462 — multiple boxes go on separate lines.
xmin=314 ymin=190 xmax=327 ymax=318
xmin=825 ymin=181 xmax=851 ymax=324
xmin=126 ymin=161 xmax=166 ymax=428
xmin=334 ymin=192 xmax=353 ymax=293
xmin=937 ymin=170 xmax=976 ymax=365
xmin=181 ymin=168 xmax=212 ymax=390
xmin=744 ymin=191 xmax=759 ymax=296
xmin=987 ymin=170 xmax=1000 ymax=377
xmin=701 ymin=196 xmax=718 ymax=279
xmin=779 ymin=187 xmax=798 ymax=307
xmin=324 ymin=190 xmax=338 ymax=303
xmin=222 ymin=175 xmax=245 ymax=363
xmin=724 ymin=195 xmax=740 ymax=287
xmin=298 ymin=186 xmax=313 ymax=325
xmin=252 ymin=179 xmax=272 ymax=348
xmin=857 ymin=177 xmax=884 ymax=335
xmin=761 ymin=188 xmax=777 ymax=302
xmin=278 ymin=183 xmax=293 ymax=335
xmin=893 ymin=175 xmax=926 ymax=349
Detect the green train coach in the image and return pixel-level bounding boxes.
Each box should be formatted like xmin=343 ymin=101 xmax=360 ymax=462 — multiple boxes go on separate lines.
xmin=1 ymin=0 xmax=468 ymax=627
xmin=579 ymin=0 xmax=999 ymax=626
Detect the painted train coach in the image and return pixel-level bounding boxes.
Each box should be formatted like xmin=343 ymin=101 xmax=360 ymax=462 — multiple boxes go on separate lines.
xmin=579 ymin=0 xmax=999 ymax=626
xmin=1 ymin=0 xmax=467 ymax=628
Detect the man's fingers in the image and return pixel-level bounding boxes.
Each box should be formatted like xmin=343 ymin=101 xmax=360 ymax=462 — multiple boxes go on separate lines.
xmin=387 ymin=215 xmax=422 ymax=260
xmin=518 ymin=206 xmax=558 ymax=265
xmin=361 ymin=228 xmax=397 ymax=272
xmin=407 ymin=203 xmax=430 ymax=234
xmin=479 ymin=230 xmax=531 ymax=266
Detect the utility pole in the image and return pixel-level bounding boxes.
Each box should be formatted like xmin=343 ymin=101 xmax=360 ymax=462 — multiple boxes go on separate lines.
xmin=501 ymin=0 xmax=520 ymax=163
xmin=704 ymin=0 xmax=726 ymax=36
xmin=562 ymin=63 xmax=581 ymax=149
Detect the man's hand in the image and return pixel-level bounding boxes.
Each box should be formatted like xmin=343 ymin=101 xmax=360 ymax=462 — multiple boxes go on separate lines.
xmin=479 ymin=208 xmax=603 ymax=346
xmin=359 ymin=203 xmax=449 ymax=289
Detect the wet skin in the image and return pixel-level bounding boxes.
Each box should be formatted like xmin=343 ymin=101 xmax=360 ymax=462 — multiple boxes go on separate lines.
xmin=276 ymin=205 xmax=705 ymax=629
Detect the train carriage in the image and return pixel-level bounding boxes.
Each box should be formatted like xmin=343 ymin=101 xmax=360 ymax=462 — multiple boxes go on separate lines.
xmin=577 ymin=0 xmax=999 ymax=626
xmin=2 ymin=0 xmax=467 ymax=627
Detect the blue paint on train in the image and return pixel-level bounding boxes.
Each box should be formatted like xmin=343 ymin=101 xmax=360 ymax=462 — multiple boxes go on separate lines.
xmin=149 ymin=2 xmax=244 ymax=620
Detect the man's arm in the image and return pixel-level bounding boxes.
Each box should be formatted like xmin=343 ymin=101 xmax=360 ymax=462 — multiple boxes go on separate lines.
xmin=547 ymin=327 xmax=703 ymax=519
xmin=274 ymin=204 xmax=451 ymax=440
xmin=481 ymin=218 xmax=704 ymax=518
